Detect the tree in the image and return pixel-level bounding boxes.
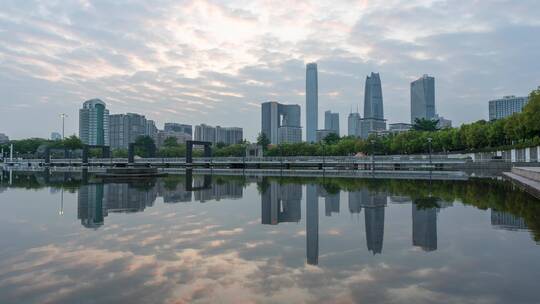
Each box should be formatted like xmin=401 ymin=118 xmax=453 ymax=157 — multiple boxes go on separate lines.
xmin=163 ymin=137 xmax=178 ymax=148
xmin=256 ymin=133 xmax=270 ymax=151
xmin=323 ymin=133 xmax=340 ymax=145
xmin=134 ymin=135 xmax=156 ymax=157
xmin=413 ymin=118 xmax=439 ymax=132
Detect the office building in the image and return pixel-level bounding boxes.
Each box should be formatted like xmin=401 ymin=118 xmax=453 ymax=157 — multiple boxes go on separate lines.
xmin=362 ymin=73 xmax=386 ymax=138
xmin=194 ymin=124 xmax=216 ymax=143
xmin=388 ymin=123 xmax=412 ymax=133
xmin=155 ymin=130 xmax=191 ymax=148
xmin=412 ymin=204 xmax=438 ymax=252
xmin=324 ymin=110 xmax=339 ymax=136
xmin=410 ymin=75 xmax=436 ymax=123
xmin=216 ymin=126 xmax=243 ymax=145
xmin=316 ymin=129 xmax=334 ymax=142
xmin=261 ymin=101 xmax=302 ymax=144
xmin=194 ymin=124 xmax=243 ymax=145
xmin=348 ymin=112 xmax=362 ymax=138
xmin=489 ymin=95 xmax=529 ymax=120
xmin=79 ymin=99 xmax=110 ymax=146
xmin=306 ymin=63 xmax=318 ymax=142
xmin=77 ymin=184 xmax=106 ymax=229
xmin=360 ymin=119 xmax=386 ymax=139
xmin=164 ymin=123 xmax=192 ymax=136
xmin=434 ymin=114 xmax=452 ymax=129
xmin=146 ymin=120 xmax=158 ymax=140
xmin=0 ymin=133 xmax=8 ymax=144
xmin=109 ymin=113 xmax=150 ymax=149
xmin=50 ymin=132 xmax=62 ymax=141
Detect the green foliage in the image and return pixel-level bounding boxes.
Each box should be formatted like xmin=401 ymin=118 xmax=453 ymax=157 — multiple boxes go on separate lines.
xmin=134 ymin=135 xmax=156 ymax=157
xmin=413 ymin=118 xmax=439 ymax=131
xmin=323 ymin=133 xmax=340 ymax=145
xmin=256 ymin=133 xmax=270 ymax=151
xmin=163 ymin=137 xmax=178 ymax=148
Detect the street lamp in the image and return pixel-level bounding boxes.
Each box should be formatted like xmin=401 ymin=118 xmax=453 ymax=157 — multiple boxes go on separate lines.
xmin=60 ymin=113 xmax=68 ymax=140
xmin=427 ymin=137 xmax=433 ymax=167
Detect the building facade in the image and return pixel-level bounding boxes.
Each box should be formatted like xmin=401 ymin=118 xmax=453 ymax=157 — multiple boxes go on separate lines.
xmin=324 ymin=110 xmax=339 ymax=136
xmin=316 ymin=129 xmax=334 ymax=142
xmin=489 ymin=95 xmax=528 ymax=120
xmin=79 ymin=99 xmax=110 ymax=146
xmin=164 ymin=123 xmax=192 ymax=136
xmin=362 ymin=73 xmax=386 ymax=138
xmin=388 ymin=123 xmax=412 ymax=133
xmin=0 ymin=133 xmax=9 ymax=144
xmin=156 ymin=130 xmax=191 ymax=148
xmin=194 ymin=124 xmax=243 ymax=145
xmin=261 ymin=101 xmax=302 ymax=144
xmin=306 ymin=63 xmax=318 ymax=142
xmin=109 ymin=113 xmax=150 ymax=149
xmin=50 ymin=132 xmax=62 ymax=141
xmin=347 ymin=112 xmax=362 ymax=138
xmin=410 ymin=75 xmax=436 ymax=123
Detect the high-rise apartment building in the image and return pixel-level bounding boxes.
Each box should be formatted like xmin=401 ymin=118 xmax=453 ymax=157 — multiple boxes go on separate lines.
xmin=410 ymin=75 xmax=436 ymax=123
xmin=488 ymin=95 xmax=529 ymax=120
xmin=362 ymin=73 xmax=386 ymax=138
xmin=79 ymin=99 xmax=110 ymax=146
xmin=324 ymin=110 xmax=339 ymax=136
xmin=261 ymin=101 xmax=302 ymax=144
xmin=194 ymin=124 xmax=243 ymax=145
xmin=306 ymin=63 xmax=318 ymax=142
xmin=109 ymin=113 xmax=150 ymax=149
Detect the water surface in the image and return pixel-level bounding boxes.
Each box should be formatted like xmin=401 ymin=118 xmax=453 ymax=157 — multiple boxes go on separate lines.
xmin=0 ymin=170 xmax=539 ymax=304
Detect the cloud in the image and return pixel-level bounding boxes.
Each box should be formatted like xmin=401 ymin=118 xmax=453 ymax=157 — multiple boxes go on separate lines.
xmin=1 ymin=0 xmax=539 ymax=140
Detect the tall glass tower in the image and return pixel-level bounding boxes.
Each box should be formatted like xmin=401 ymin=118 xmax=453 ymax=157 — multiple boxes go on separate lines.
xmin=410 ymin=74 xmax=435 ymax=123
xmin=364 ymin=72 xmax=384 ymax=120
xmin=79 ymin=99 xmax=110 ymax=146
xmin=306 ymin=63 xmax=318 ymax=142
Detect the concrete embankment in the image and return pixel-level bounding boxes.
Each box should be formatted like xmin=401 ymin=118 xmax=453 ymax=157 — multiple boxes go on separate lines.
xmin=503 ymin=167 xmax=540 ymax=199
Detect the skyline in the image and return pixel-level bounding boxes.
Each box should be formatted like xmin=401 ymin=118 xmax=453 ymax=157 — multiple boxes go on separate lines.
xmin=1 ymin=0 xmax=540 ymax=140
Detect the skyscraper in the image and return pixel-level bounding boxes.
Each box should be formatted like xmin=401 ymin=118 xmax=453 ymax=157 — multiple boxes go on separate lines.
xmin=361 ymin=73 xmax=386 ymax=138
xmin=306 ymin=63 xmax=318 ymax=142
xmin=364 ymin=72 xmax=384 ymax=120
xmin=261 ymin=101 xmax=302 ymax=144
xmin=348 ymin=112 xmax=362 ymax=138
xmin=324 ymin=110 xmax=339 ymax=136
xmin=411 ymin=74 xmax=436 ymax=123
xmin=79 ymin=99 xmax=110 ymax=146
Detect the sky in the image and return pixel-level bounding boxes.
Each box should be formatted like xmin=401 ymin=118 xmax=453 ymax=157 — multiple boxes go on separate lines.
xmin=1 ymin=0 xmax=539 ymax=141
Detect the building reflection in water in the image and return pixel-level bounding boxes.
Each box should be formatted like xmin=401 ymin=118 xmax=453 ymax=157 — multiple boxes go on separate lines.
xmin=412 ymin=203 xmax=438 ymax=252
xmin=306 ymin=184 xmax=318 ymax=265
xmin=491 ymin=209 xmax=528 ymax=231
xmin=318 ymin=186 xmax=340 ymax=217
xmin=261 ymin=181 xmax=302 ymax=225
xmin=360 ymin=190 xmax=387 ymax=255
xmin=77 ymin=184 xmax=106 ymax=229
xmin=77 ymin=175 xmax=244 ymax=228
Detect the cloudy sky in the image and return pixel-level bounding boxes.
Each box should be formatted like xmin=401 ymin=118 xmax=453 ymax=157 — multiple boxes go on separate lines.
xmin=1 ymin=0 xmax=539 ymax=140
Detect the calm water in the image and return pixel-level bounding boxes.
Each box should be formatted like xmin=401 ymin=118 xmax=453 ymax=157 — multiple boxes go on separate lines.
xmin=0 ymin=170 xmax=539 ymax=304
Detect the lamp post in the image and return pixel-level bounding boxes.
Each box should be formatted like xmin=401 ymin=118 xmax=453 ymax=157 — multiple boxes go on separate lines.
xmin=427 ymin=137 xmax=433 ymax=167
xmin=60 ymin=113 xmax=68 ymax=140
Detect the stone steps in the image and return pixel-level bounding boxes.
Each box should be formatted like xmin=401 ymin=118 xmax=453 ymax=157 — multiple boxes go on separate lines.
xmin=504 ymin=167 xmax=540 ymax=199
